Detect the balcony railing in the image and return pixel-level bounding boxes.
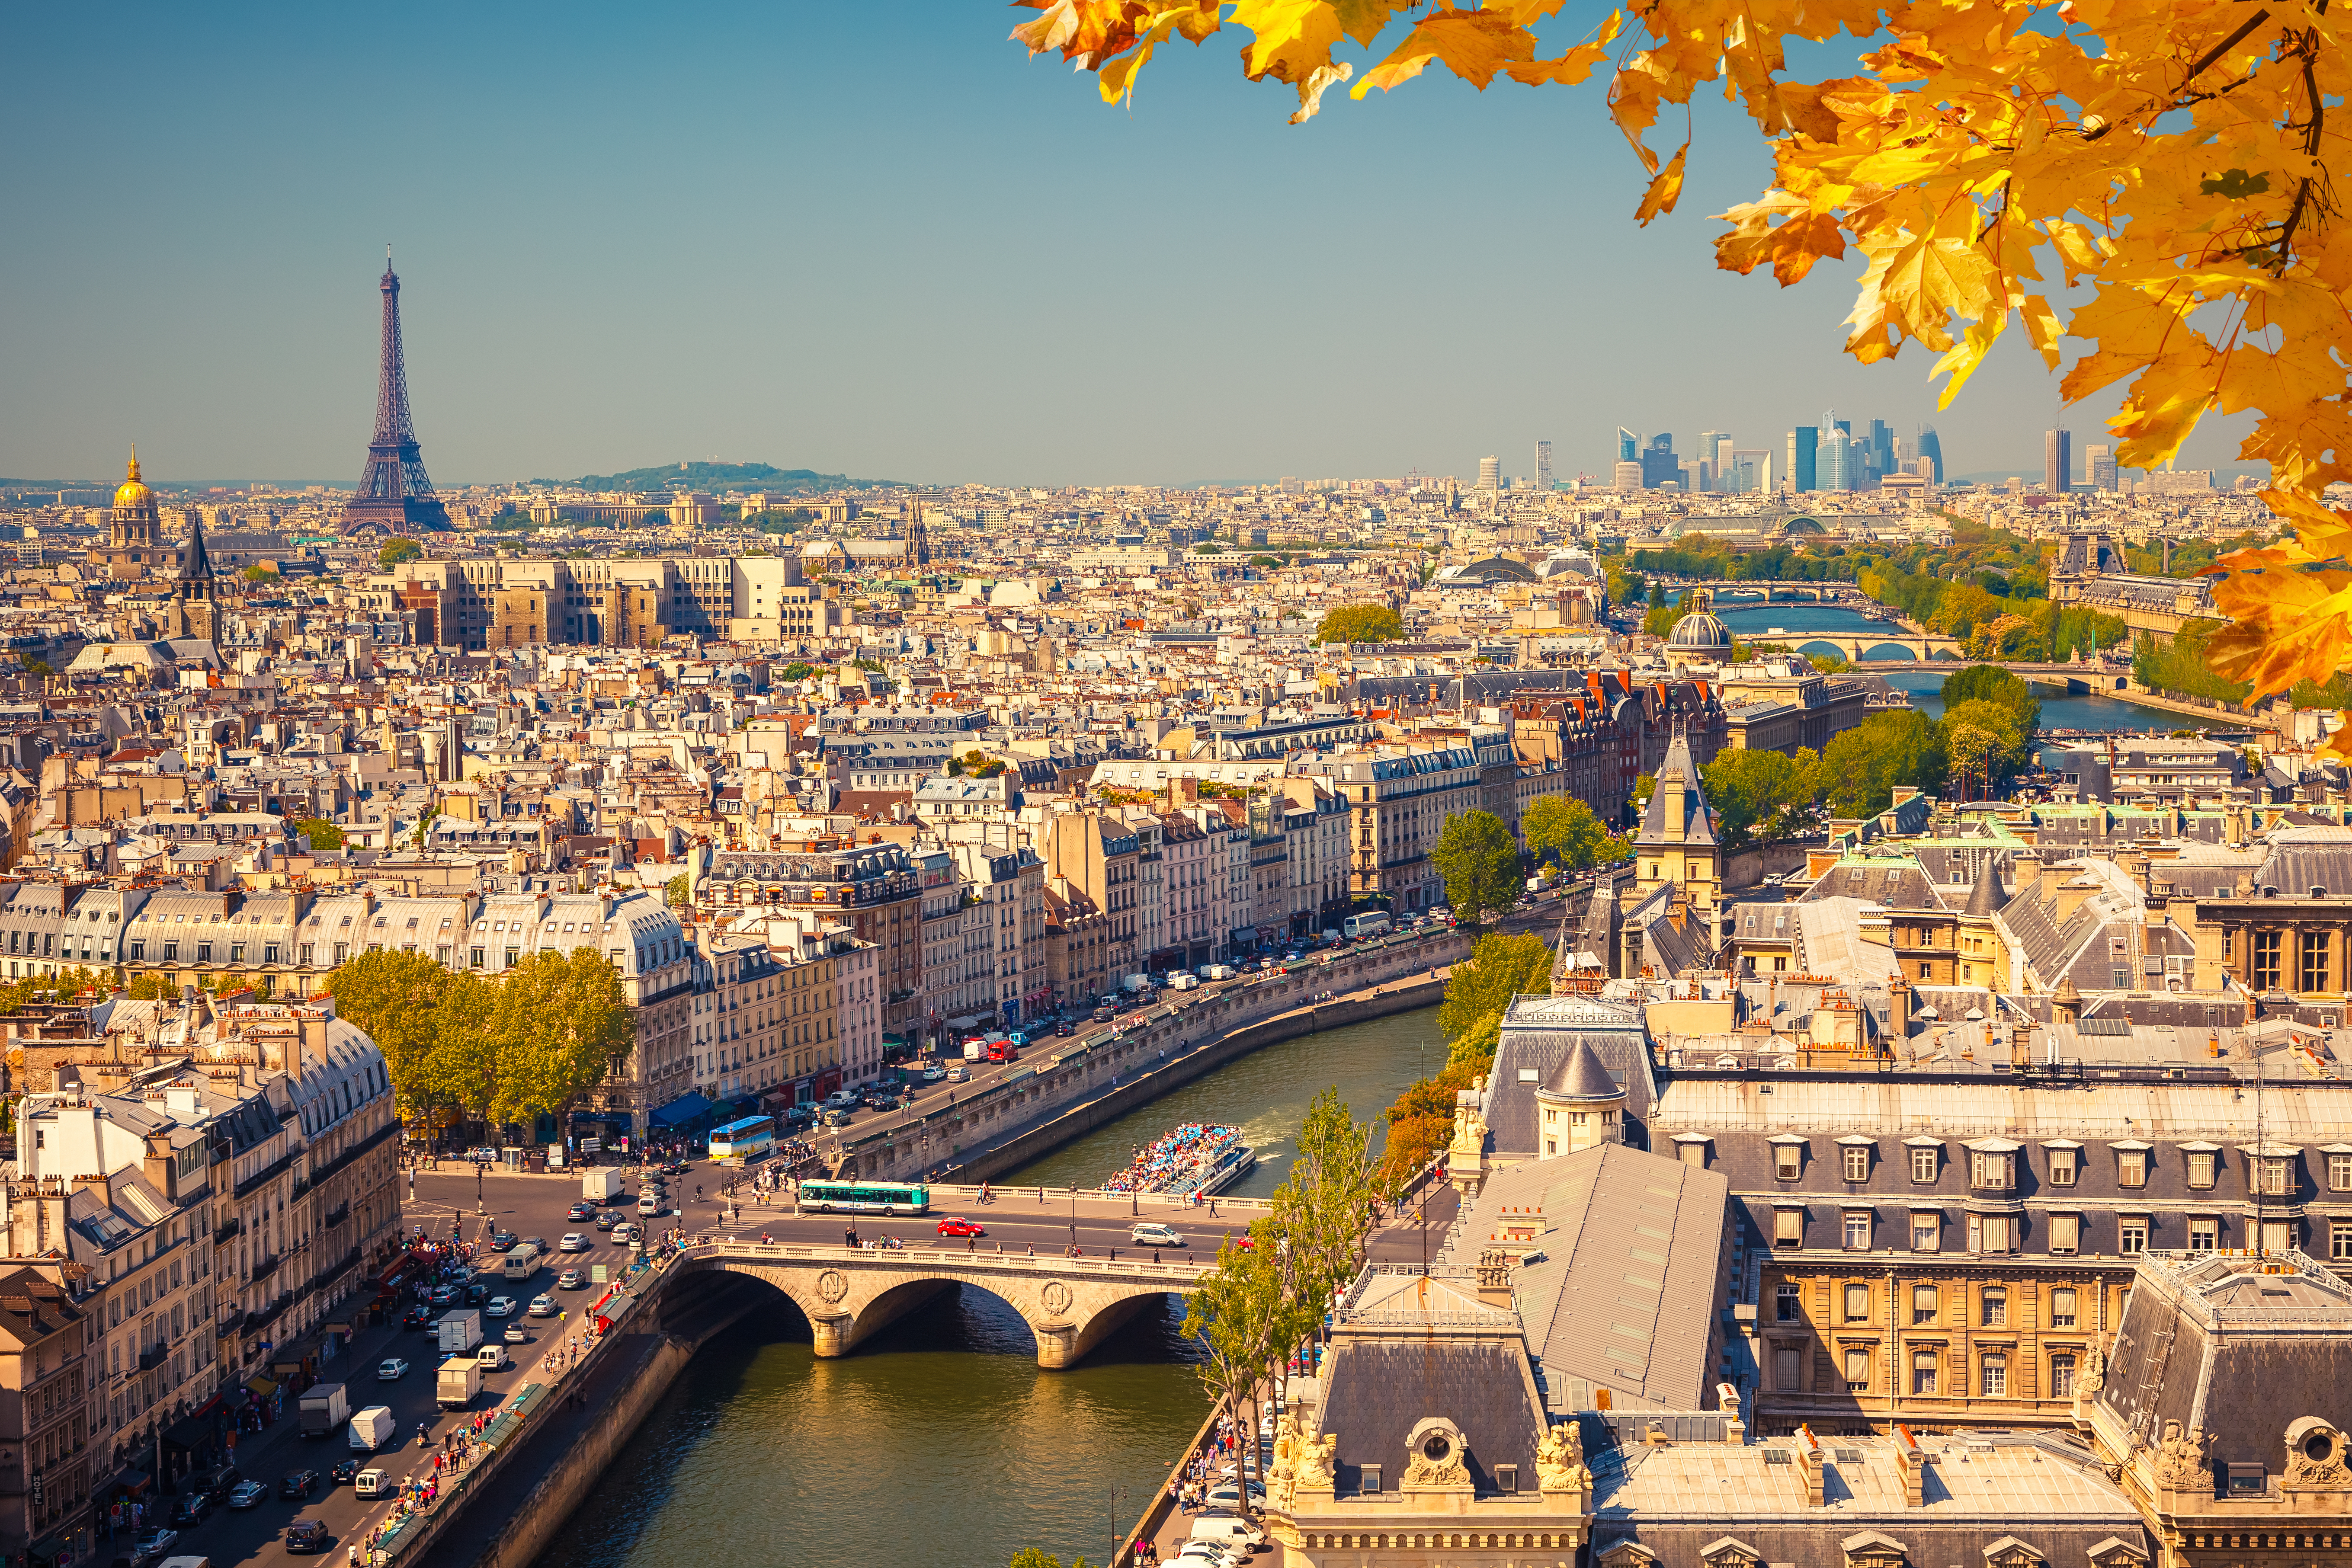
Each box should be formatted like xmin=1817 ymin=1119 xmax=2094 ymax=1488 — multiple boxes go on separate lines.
xmin=324 ymin=1203 xmax=351 ymax=1229
xmin=137 ymin=1344 xmax=167 ymax=1372
xmin=214 ymin=1216 xmax=243 ymax=1246
xmin=249 ymin=1253 xmax=282 ymax=1284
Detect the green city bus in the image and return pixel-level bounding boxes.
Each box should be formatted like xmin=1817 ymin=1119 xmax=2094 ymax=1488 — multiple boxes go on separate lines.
xmin=797 ymin=1179 xmax=931 ymax=1216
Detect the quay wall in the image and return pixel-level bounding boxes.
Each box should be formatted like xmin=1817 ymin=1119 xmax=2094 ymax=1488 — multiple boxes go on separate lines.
xmin=840 ymin=934 xmax=1467 ymax=1185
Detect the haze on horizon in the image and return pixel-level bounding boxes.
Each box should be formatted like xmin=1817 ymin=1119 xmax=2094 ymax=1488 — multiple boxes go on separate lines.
xmin=2 ymin=2 xmax=2262 ymax=491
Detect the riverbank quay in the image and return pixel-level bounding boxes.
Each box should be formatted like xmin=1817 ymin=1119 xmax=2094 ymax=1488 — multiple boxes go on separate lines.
xmin=835 ymin=934 xmax=1468 ymax=1185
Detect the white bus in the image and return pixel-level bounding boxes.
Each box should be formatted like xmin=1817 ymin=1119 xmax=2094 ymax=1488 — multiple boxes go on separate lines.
xmin=1342 ymin=911 xmax=1392 ymax=940
xmin=709 ymin=1115 xmax=776 ymax=1165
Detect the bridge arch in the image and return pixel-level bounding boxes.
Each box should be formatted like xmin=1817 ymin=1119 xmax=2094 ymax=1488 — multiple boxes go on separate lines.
xmin=663 ymin=1246 xmax=1197 ymax=1369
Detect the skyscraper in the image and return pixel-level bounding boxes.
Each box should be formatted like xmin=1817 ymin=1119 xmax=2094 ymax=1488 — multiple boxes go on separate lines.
xmin=1916 ymin=425 xmax=1944 ymax=483
xmin=1535 ymin=440 xmax=1553 ymax=492
xmin=1478 ymin=455 xmax=1501 ymax=491
xmin=1640 ymin=434 xmax=1681 ymax=490
xmin=343 ymin=252 xmax=451 ymax=536
xmin=1613 ymin=461 xmax=1644 ymax=492
xmin=1696 ymin=431 xmax=1723 ymax=492
xmin=2087 ymin=444 xmax=2118 ymax=491
xmin=1787 ymin=427 xmax=1818 ymax=493
xmin=1820 ymin=431 xmax=1852 ymax=491
xmin=1868 ymin=419 xmax=1895 ymax=476
xmin=2046 ymin=427 xmax=2072 ymax=493
xmin=1617 ymin=427 xmax=1639 ymax=464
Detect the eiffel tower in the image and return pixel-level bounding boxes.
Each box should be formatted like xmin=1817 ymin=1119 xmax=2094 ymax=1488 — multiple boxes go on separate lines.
xmin=341 ymin=251 xmax=450 ymax=536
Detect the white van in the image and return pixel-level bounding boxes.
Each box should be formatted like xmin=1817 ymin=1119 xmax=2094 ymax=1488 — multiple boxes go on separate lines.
xmin=353 ymin=1468 xmax=392 ymax=1498
xmin=1131 ymin=1222 xmax=1186 ymax=1248
xmin=477 ymin=1343 xmax=508 ymax=1371
xmin=1190 ymin=1514 xmax=1268 ymax=1552
xmin=637 ymin=1190 xmax=662 ymax=1216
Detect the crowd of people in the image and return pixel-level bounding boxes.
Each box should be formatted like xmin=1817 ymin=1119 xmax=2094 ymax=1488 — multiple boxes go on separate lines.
xmin=1100 ymin=1123 xmax=1243 ymax=1197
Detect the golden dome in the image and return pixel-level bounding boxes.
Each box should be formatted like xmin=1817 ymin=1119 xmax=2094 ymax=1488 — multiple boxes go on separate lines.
xmin=114 ymin=449 xmax=153 ymax=511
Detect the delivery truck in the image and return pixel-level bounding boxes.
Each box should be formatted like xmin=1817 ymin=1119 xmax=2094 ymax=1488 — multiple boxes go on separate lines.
xmin=348 ymin=1406 xmax=397 ymax=1452
xmin=436 ymin=1309 xmax=482 ymax=1355
xmin=582 ymin=1168 xmax=624 ymax=1202
xmin=436 ymin=1357 xmax=484 ymax=1410
xmin=298 ymin=1383 xmax=348 ymax=1439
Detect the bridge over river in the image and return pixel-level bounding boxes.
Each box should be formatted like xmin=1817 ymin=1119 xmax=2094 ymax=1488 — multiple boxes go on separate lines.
xmin=655 ymin=1232 xmax=1213 ymax=1367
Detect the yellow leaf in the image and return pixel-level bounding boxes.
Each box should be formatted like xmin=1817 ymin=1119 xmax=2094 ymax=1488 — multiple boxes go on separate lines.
xmin=1504 ymin=38 xmax=1612 ymax=86
xmin=1931 ymin=313 xmax=2007 ymax=405
xmin=1352 ymin=6 xmax=1533 ymax=97
xmin=1289 ymin=59 xmax=1354 ymax=121
xmin=2018 ymin=293 xmax=2062 ymax=370
xmin=1229 ymin=0 xmax=1346 ymax=86
xmin=1635 ymin=143 xmax=1688 ymax=225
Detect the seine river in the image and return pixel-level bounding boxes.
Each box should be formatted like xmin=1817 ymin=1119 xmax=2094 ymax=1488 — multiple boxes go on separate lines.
xmin=532 ymin=1005 xmax=1439 ymax=1568
xmin=1704 ymin=599 xmax=2186 ymax=733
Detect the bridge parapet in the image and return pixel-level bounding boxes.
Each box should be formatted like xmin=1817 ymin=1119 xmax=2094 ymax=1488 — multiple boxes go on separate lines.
xmin=663 ymin=1239 xmax=1211 ymax=1368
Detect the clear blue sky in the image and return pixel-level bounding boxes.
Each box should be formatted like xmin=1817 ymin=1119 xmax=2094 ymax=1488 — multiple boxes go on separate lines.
xmin=1 ymin=1 xmax=2258 ymax=489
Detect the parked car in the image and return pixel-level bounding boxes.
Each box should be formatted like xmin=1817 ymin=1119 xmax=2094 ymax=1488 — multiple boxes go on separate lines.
xmin=377 ymin=1357 xmax=410 ymax=1380
xmin=166 ymin=1494 xmax=211 ymax=1527
xmin=936 ymin=1217 xmax=986 ymax=1238
xmin=285 ymin=1517 xmax=333 ymax=1554
xmin=128 ymin=1526 xmax=177 ymax=1563
xmin=226 ymin=1479 xmax=269 ymax=1509
xmin=662 ymin=1161 xmax=688 ymax=1175
xmin=558 ymin=1233 xmax=591 ymax=1252
xmin=280 ymin=1469 xmax=321 ymax=1499
xmin=529 ymin=1294 xmax=557 ymax=1317
xmin=1131 ymin=1222 xmax=1186 ymax=1248
xmin=485 ymin=1296 xmax=516 ymax=1319
xmin=558 ymin=1268 xmax=586 ymax=1290
xmin=567 ymin=1202 xmax=597 ymax=1222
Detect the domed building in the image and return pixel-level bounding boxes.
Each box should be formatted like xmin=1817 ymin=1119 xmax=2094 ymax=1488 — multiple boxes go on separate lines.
xmin=90 ymin=449 xmax=176 ymax=577
xmin=1662 ymin=588 xmax=1734 ymax=670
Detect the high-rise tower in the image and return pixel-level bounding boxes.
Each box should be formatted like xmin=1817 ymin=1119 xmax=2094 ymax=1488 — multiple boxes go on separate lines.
xmin=2046 ymin=427 xmax=2073 ymax=493
xmin=343 ymin=252 xmax=451 ymax=536
xmin=1534 ymin=440 xmax=1553 ymax=492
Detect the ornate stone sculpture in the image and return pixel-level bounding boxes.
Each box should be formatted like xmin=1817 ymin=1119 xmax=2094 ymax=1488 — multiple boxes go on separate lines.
xmin=2283 ymin=1420 xmax=2351 ymax=1488
xmin=2076 ymin=1338 xmax=2106 ymax=1397
xmin=2150 ymin=1421 xmax=2210 ymax=1491
xmin=1265 ymin=1415 xmax=1301 ymax=1512
xmin=1403 ymin=1424 xmax=1471 ymax=1491
xmin=1293 ymin=1410 xmax=1336 ymax=1494
xmin=1538 ymin=1419 xmax=1590 ymax=1493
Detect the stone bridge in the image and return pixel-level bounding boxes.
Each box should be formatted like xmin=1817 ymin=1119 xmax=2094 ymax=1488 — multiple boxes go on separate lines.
xmin=1756 ymin=631 xmax=1966 ymax=662
xmin=657 ymin=1239 xmax=1209 ymax=1368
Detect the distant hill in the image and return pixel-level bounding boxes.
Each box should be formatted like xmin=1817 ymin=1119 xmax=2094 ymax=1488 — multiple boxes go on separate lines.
xmin=545 ymin=461 xmax=896 ymax=493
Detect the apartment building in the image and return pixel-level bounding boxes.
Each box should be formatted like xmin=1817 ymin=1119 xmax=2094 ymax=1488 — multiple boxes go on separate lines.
xmin=363 ymin=552 xmax=844 ymax=651
xmin=694 ymin=844 xmax=923 ymax=1045
xmin=0 ymin=1267 xmax=93 ymax=1568
xmin=1293 ymin=741 xmax=1484 ymax=915
xmin=1039 ymin=813 xmax=1141 ymax=985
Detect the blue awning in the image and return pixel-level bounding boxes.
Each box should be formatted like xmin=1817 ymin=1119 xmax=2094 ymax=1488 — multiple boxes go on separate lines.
xmin=648 ymin=1091 xmax=713 ymax=1128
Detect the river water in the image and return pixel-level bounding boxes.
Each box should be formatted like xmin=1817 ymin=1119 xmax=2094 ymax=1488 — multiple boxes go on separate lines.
xmin=1700 ymin=599 xmax=2185 ymax=733
xmin=533 ymin=1005 xmax=1440 ymax=1568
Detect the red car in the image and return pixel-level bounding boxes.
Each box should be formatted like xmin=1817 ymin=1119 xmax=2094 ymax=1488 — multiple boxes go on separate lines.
xmin=936 ymin=1217 xmax=986 ymax=1238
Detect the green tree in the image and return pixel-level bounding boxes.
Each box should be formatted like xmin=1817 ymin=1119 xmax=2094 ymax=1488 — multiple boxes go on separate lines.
xmin=1520 ymin=795 xmax=1623 ymax=872
xmin=1436 ymin=931 xmax=1554 ymax=1043
xmin=1641 ymin=599 xmax=1682 ymax=638
xmin=1940 ymin=665 xmax=2041 ymax=738
xmin=1817 ymin=711 xmax=1947 ymax=818
xmin=1429 ymin=810 xmax=1522 ymax=925
xmin=242 ymin=563 xmax=280 ymax=583
xmin=322 ymin=949 xmax=453 ymax=1121
xmin=1928 ymin=582 xmax=2004 ymax=639
xmin=1272 ymin=1089 xmax=1384 ymax=1336
xmin=781 ymin=662 xmax=816 ymax=682
xmin=664 ymin=874 xmax=690 ymax=910
xmin=1182 ymin=1220 xmax=1295 ymax=1518
xmin=1701 ymin=747 xmax=1821 ymax=848
xmin=377 ymin=538 xmax=422 ymax=570
xmin=293 ymin=816 xmax=343 ymax=850
xmin=1313 ymin=603 xmax=1404 ymax=645
xmin=1939 ymin=698 xmax=2028 ymax=800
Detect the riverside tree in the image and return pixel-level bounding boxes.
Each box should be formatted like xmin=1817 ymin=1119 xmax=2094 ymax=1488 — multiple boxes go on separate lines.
xmin=1429 ymin=809 xmax=1523 ymax=925
xmin=1520 ymin=795 xmax=1622 ymax=872
xmin=324 ymin=946 xmax=635 ymax=1139
xmin=1012 ymin=0 xmax=2352 ymax=743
